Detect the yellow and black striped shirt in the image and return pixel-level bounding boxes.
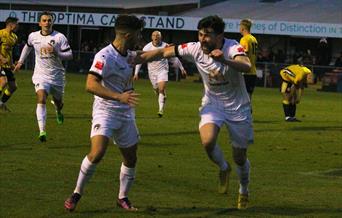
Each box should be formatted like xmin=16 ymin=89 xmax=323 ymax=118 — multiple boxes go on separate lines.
xmin=0 ymin=28 xmax=18 ymax=68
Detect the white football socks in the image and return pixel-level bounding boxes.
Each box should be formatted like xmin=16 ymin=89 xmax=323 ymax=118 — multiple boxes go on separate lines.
xmin=36 ymin=103 xmax=46 ymax=132
xmin=118 ymin=163 xmax=136 ymax=199
xmin=210 ymin=144 xmax=229 ymax=171
xmin=236 ymin=159 xmax=250 ymax=194
xmin=74 ymin=156 xmax=97 ymax=195
xmin=158 ymin=93 xmax=165 ymax=112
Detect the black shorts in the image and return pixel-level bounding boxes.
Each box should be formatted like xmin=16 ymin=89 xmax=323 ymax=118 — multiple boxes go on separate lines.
xmin=0 ymin=67 xmax=16 ymax=82
xmin=243 ymin=74 xmax=256 ymax=94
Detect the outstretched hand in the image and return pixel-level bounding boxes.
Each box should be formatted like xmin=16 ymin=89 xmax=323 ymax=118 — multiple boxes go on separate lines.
xmin=181 ymin=69 xmax=187 ymax=77
xmin=133 ymin=74 xmax=139 ymax=81
xmin=13 ymin=62 xmax=23 ymax=72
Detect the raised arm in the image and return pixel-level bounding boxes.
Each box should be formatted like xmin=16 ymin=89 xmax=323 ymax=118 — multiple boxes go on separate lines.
xmin=134 ymin=46 xmax=176 ymax=65
xmin=209 ymin=49 xmax=251 ymax=72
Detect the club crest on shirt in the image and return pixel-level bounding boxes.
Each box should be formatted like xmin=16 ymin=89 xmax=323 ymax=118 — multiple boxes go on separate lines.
xmin=93 ymin=124 xmax=101 ymax=131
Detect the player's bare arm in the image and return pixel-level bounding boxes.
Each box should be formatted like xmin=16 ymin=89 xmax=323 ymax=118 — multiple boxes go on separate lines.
xmin=133 ymin=46 xmax=175 ymax=65
xmin=209 ymin=49 xmax=251 ymax=72
xmin=86 ymin=73 xmax=139 ymax=107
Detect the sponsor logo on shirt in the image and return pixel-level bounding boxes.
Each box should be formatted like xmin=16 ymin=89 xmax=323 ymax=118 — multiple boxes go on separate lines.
xmin=237 ymin=46 xmax=245 ymax=53
xmin=95 ymin=61 xmax=104 ymax=70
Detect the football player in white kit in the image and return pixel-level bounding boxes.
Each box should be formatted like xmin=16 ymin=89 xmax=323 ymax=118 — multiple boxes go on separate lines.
xmin=133 ymin=31 xmax=186 ymax=117
xmin=64 ymin=15 xmax=144 ymax=212
xmin=132 ymin=15 xmax=253 ymax=209
xmin=14 ymin=11 xmax=73 ymax=142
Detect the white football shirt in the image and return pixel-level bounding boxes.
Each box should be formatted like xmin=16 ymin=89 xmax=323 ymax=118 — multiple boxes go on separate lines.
xmin=177 ymin=38 xmax=250 ymax=111
xmin=135 ymin=41 xmax=169 ymax=75
xmin=89 ymin=44 xmax=135 ymax=120
xmin=27 ymin=30 xmax=71 ymax=86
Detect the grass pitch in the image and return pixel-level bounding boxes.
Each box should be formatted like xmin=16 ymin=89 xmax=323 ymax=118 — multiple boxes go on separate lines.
xmin=0 ymin=71 xmax=341 ymax=217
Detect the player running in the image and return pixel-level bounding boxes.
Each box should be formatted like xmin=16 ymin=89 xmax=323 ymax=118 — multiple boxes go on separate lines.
xmin=0 ymin=16 xmax=19 ymax=112
xmin=133 ymin=31 xmax=186 ymax=117
xmin=132 ymin=15 xmax=253 ymax=210
xmin=14 ymin=11 xmax=73 ymax=142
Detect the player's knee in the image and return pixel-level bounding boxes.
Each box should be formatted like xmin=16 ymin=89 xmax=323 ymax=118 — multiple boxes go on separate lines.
xmin=202 ymin=140 xmax=216 ymax=153
xmin=123 ymin=154 xmax=137 ymax=168
xmin=233 ymin=151 xmax=247 ymax=166
xmin=233 ymin=156 xmax=246 ymax=166
xmin=9 ymin=85 xmax=17 ymax=93
xmin=87 ymin=152 xmax=104 ymax=164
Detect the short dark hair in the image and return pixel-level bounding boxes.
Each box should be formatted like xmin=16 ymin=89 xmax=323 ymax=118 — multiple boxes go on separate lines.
xmin=197 ymin=15 xmax=225 ymax=34
xmin=5 ymin=17 xmax=18 ymax=25
xmin=39 ymin=11 xmax=53 ymax=21
xmin=115 ymin=14 xmax=145 ymax=32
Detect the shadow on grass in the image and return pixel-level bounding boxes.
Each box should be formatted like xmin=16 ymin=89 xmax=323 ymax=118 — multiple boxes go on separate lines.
xmin=289 ymin=126 xmax=342 ymax=131
xmin=0 ymin=143 xmax=33 ymax=151
xmin=143 ymin=206 xmax=342 ymax=217
xmin=246 ymin=206 xmax=342 ymax=216
xmin=142 ymin=130 xmax=198 ymax=137
xmin=253 ymin=120 xmax=279 ymax=124
xmin=52 ymin=205 xmax=342 ymax=217
xmin=46 ymin=114 xmax=91 ymax=120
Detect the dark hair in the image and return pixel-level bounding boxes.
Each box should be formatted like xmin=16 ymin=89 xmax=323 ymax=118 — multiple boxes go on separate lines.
xmin=39 ymin=11 xmax=53 ymax=21
xmin=5 ymin=17 xmax=18 ymax=25
xmin=115 ymin=14 xmax=145 ymax=31
xmin=197 ymin=15 xmax=225 ymax=34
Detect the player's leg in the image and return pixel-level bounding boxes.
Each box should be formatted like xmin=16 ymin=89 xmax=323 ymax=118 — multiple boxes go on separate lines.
xmin=64 ymin=135 xmax=110 ymax=212
xmin=289 ymin=88 xmax=301 ymax=121
xmin=0 ymin=75 xmax=8 ymax=111
xmin=232 ymin=147 xmax=250 ymax=209
xmin=117 ymin=145 xmax=138 ymax=211
xmin=199 ymin=107 xmax=231 ymax=194
xmin=157 ymin=80 xmax=167 ymax=117
xmin=36 ymin=89 xmax=48 ymax=142
xmin=243 ymin=74 xmax=256 ymax=102
xmin=51 ymin=85 xmax=64 ymax=124
xmin=281 ymin=81 xmax=292 ymax=121
xmin=0 ymin=70 xmax=7 ymax=96
xmin=115 ymin=120 xmax=139 ymax=211
xmin=0 ymin=69 xmax=17 ymax=111
xmin=227 ymin=112 xmax=253 ymax=209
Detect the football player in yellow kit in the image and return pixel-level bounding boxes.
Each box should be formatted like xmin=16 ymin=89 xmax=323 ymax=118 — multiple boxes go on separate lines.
xmin=240 ymin=19 xmax=258 ymax=101
xmin=280 ymin=64 xmax=312 ymax=122
xmin=0 ymin=17 xmax=19 ymax=112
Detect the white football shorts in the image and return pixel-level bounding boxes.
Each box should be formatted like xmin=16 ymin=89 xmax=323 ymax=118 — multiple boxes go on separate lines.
xmin=199 ymin=105 xmax=254 ymax=149
xmin=90 ymin=114 xmax=139 ymax=148
xmin=32 ymin=79 xmax=64 ymax=101
xmin=149 ymin=71 xmax=168 ymax=89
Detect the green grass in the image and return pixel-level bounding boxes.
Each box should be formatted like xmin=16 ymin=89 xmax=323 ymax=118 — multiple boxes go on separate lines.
xmin=0 ymin=71 xmax=341 ymax=218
